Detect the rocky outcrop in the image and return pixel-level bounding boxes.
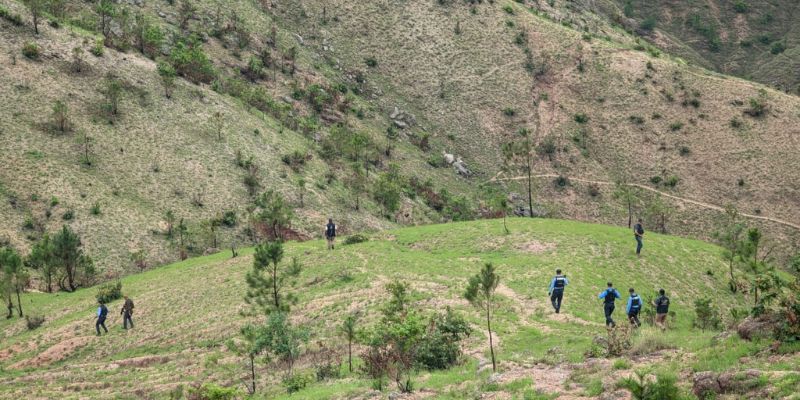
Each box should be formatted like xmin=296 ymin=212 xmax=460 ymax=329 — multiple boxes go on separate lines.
xmin=389 ymin=107 xmax=416 ymax=129
xmin=737 ymin=315 xmax=780 ymax=341
xmin=693 ymin=369 xmax=765 ymax=398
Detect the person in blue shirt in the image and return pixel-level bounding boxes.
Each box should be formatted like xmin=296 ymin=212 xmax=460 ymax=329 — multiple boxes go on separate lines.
xmin=598 ymin=282 xmax=621 ymax=327
xmin=548 ymin=269 xmax=569 ymax=314
xmin=626 ymin=288 xmax=642 ymax=328
xmin=95 ymin=300 xmax=109 ymax=336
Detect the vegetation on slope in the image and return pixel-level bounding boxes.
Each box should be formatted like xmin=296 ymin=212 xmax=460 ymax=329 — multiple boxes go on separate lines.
xmin=1 ymin=219 xmax=797 ymax=399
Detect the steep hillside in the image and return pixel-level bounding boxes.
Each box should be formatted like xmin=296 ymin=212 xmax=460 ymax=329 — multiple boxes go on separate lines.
xmin=1 ymin=0 xmax=799 ymax=277
xmin=3 ymin=219 xmax=797 ymax=399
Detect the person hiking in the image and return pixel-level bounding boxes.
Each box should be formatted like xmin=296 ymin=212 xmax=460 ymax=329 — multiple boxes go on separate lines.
xmin=626 ymin=288 xmax=642 ymax=328
xmin=653 ymin=288 xmax=670 ymax=330
xmin=598 ymin=282 xmax=621 ymax=327
xmin=95 ymin=300 xmax=109 ymax=336
xmin=634 ymin=218 xmax=645 ymax=257
xmin=121 ymin=295 xmax=135 ymax=330
xmin=325 ymin=218 xmax=336 ymax=250
xmin=548 ymin=269 xmax=569 ymax=314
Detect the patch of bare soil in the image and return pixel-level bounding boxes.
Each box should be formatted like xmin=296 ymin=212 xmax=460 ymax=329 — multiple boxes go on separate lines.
xmin=11 ymin=336 xmax=91 ymax=369
xmin=515 ymin=240 xmax=557 ymax=254
xmin=0 ymin=342 xmax=35 ymax=362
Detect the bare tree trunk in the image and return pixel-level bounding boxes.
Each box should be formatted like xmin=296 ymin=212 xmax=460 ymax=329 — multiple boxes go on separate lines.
xmin=250 ymin=353 xmax=256 ymax=394
xmin=348 ymin=340 xmax=353 ymax=372
xmin=15 ymin=286 xmax=23 ymax=317
xmin=486 ymin=305 xmax=496 ymax=372
xmin=272 ymin=263 xmax=280 ymax=309
xmin=526 ymin=164 xmax=533 ymax=219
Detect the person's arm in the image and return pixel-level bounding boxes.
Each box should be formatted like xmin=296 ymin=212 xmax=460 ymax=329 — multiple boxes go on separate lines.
xmin=615 ymin=289 xmax=621 ymax=299
xmin=548 ymin=278 xmax=555 ymax=294
xmin=563 ymin=277 xmax=569 ymax=286
xmin=598 ymin=290 xmax=606 ymax=299
xmin=97 ymin=307 xmax=101 ymax=318
xmin=626 ymin=297 xmax=632 ymax=314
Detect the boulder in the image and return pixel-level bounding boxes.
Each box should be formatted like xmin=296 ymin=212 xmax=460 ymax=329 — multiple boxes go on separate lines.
xmin=442 ymin=151 xmax=455 ymax=165
xmin=692 ymin=371 xmax=721 ymax=398
xmin=737 ymin=315 xmax=780 ymax=341
xmin=453 ymin=158 xmax=471 ymax=177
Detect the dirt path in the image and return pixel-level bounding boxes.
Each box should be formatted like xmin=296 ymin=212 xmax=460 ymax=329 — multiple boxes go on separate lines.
xmin=488 ymin=172 xmax=800 ymax=230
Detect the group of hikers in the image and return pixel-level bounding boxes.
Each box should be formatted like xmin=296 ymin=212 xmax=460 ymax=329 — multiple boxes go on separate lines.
xmin=547 ymin=219 xmax=672 ymax=328
xmin=94 ymin=295 xmax=134 ymax=336
xmin=90 ymin=217 xmax=653 ymax=334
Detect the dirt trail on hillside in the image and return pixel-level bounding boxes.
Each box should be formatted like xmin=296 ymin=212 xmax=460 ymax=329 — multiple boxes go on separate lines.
xmin=489 ymin=172 xmax=800 ymax=230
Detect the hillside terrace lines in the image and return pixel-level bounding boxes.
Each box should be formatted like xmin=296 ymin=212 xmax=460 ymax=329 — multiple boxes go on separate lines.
xmin=489 ymin=172 xmax=800 ymax=231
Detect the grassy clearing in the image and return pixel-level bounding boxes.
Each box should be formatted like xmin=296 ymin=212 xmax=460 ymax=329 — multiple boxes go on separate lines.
xmin=2 ymin=218 xmax=794 ymax=399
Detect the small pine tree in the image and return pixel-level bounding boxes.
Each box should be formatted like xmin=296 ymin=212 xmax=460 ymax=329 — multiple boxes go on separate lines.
xmin=52 ymin=100 xmax=69 ymax=133
xmin=157 ymin=61 xmax=176 ymax=98
xmin=341 ymin=313 xmax=358 ymax=372
xmin=464 ymin=263 xmax=500 ymax=372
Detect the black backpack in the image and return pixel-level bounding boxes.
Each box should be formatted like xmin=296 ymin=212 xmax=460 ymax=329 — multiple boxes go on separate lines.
xmin=635 ymin=224 xmax=644 ymax=235
xmin=631 ymin=295 xmax=641 ymax=310
xmin=99 ymin=304 xmax=108 ymax=318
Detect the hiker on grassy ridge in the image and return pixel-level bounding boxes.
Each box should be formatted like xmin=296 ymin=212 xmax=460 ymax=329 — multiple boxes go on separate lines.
xmin=598 ymin=282 xmax=621 ymax=327
xmin=626 ymin=288 xmax=642 ymax=328
xmin=325 ymin=218 xmax=336 ymax=250
xmin=121 ymin=295 xmax=134 ymax=330
xmin=653 ymin=288 xmax=670 ymax=330
xmin=96 ymin=300 xmax=109 ymax=336
xmin=548 ymin=269 xmax=569 ymax=314
xmin=634 ymin=218 xmax=645 ymax=257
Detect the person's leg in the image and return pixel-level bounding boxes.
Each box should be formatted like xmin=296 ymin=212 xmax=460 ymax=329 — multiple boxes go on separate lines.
xmin=128 ymin=313 xmax=134 ymax=329
xmin=555 ymin=291 xmax=563 ymax=313
xmin=101 ymin=318 xmax=108 ymax=333
xmin=550 ymin=292 xmax=558 ymax=312
xmin=636 ymin=236 xmax=643 ymax=255
xmin=604 ymin=304 xmax=613 ymax=326
xmin=96 ymin=319 xmax=101 ymax=335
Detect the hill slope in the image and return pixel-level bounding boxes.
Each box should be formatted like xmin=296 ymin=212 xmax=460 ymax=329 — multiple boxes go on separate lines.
xmin=2 ymin=219 xmax=796 ymax=399
xmin=1 ymin=0 xmax=800 ymax=275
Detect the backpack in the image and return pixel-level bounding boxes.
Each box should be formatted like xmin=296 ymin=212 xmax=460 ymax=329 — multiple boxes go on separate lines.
xmin=99 ymin=305 xmax=108 ymax=318
xmin=604 ymin=289 xmax=617 ymax=303
xmin=635 ymin=224 xmax=644 ymax=235
xmin=326 ymin=223 xmax=336 ymax=237
xmin=630 ymin=295 xmax=641 ymax=310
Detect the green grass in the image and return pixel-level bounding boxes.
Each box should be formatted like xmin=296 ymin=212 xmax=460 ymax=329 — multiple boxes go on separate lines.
xmin=1 ymin=218 xmax=789 ymax=399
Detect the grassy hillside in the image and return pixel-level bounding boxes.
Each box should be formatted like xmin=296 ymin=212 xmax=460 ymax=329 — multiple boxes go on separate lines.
xmin=1 ymin=0 xmax=799 ymax=276
xmin=1 ymin=219 xmax=796 ymax=399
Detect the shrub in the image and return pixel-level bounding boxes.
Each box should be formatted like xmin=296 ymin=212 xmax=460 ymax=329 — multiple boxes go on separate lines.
xmin=502 ymin=4 xmax=514 ymax=14
xmin=90 ymin=202 xmax=101 ymax=216
xmin=733 ymin=1 xmax=748 ymax=13
xmin=22 ymin=42 xmax=41 ymax=60
xmin=503 ymin=107 xmax=516 ymax=117
xmin=730 ymin=117 xmax=743 ymax=128
xmin=639 ymin=17 xmax=656 ymax=32
xmin=629 ymin=115 xmax=645 ymax=124
xmin=427 ymin=153 xmax=448 ymax=168
xmin=343 ymin=234 xmax=368 ymax=245
xmin=26 ymin=315 xmax=45 ymax=330
xmin=90 ymin=40 xmax=104 ymax=57
xmin=364 ymin=56 xmax=378 ymax=67
xmin=693 ymin=298 xmax=722 ymax=331
xmin=770 ymin=41 xmax=786 ymax=55
xmin=630 ymin=329 xmax=675 ymax=355
xmin=678 ymin=146 xmax=691 ymax=156
xmin=282 ymin=374 xmax=311 ymax=394
xmin=574 ymin=113 xmax=589 ymax=123
xmin=0 ymin=6 xmax=24 ymax=26
xmin=281 ymin=150 xmax=309 ymax=172
xmin=62 ymin=209 xmax=74 ymax=220
xmin=618 ymin=371 xmax=683 ymax=400
xmin=650 ymin=176 xmax=662 ymax=185
xmin=221 ymin=210 xmax=237 ymax=227
xmin=613 ymin=359 xmax=631 ymax=370
xmin=188 ymin=383 xmax=240 ymax=400
xmin=669 ymin=122 xmax=683 ymax=131
xmin=664 ymin=175 xmax=679 ymax=188
xmin=170 ymin=40 xmax=216 ymax=84
xmin=745 ymin=96 xmax=768 ymax=117
xmin=416 ymin=308 xmax=471 ymax=370
xmin=553 ymin=176 xmax=570 ymax=188
xmin=96 ymin=281 xmax=122 ymax=304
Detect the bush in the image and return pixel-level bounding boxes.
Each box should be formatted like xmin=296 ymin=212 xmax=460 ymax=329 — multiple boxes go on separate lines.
xmin=416 ymin=308 xmax=471 ymax=370
xmin=343 ymin=234 xmax=369 ymax=245
xmin=733 ymin=1 xmax=748 ymax=13
xmin=639 ymin=17 xmax=656 ymax=32
xmin=502 ymin=4 xmax=514 ymax=14
xmin=220 ymin=210 xmax=237 ymax=227
xmin=574 ymin=113 xmax=589 ymax=123
xmin=669 ymin=122 xmax=683 ymax=131
xmin=90 ymin=40 xmax=104 ymax=57
xmin=364 ymin=56 xmax=378 ymax=67
xmin=664 ymin=175 xmax=679 ymax=188
xmin=630 ymin=329 xmax=675 ymax=355
xmin=22 ymin=42 xmax=41 ymax=60
xmin=170 ymin=40 xmax=216 ymax=84
xmin=618 ymin=371 xmax=683 ymax=400
xmin=649 ymin=176 xmax=662 ymax=185
xmin=62 ymin=209 xmax=74 ymax=220
xmin=502 ymin=107 xmax=516 ymax=117
xmin=745 ymin=96 xmax=768 ymax=117
xmin=188 ymin=383 xmax=240 ymax=400
xmin=730 ymin=117 xmax=743 ymax=128
xmin=553 ymin=176 xmax=570 ymax=188
xmin=96 ymin=281 xmax=123 ymax=304
xmin=90 ymin=202 xmax=101 ymax=216
xmin=678 ymin=146 xmax=691 ymax=156
xmin=0 ymin=6 xmax=23 ymax=25
xmin=283 ymin=374 xmax=311 ymax=394
xmin=770 ymin=41 xmax=786 ymax=55
xmin=26 ymin=315 xmax=45 ymax=330
xmin=629 ymin=115 xmax=645 ymax=124
xmin=693 ymin=298 xmax=722 ymax=331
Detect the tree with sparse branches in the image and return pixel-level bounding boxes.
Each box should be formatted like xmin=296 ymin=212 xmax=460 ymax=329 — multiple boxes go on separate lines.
xmin=254 ymin=190 xmax=294 ymax=241
xmin=26 ymin=234 xmax=56 ymax=293
xmin=464 ymin=262 xmax=500 ymax=372
xmin=157 ymin=61 xmax=176 ymax=98
xmin=51 ymin=225 xmax=93 ymax=292
xmin=23 ymin=0 xmax=47 ymax=34
xmin=341 ymin=313 xmax=358 ymax=372
xmin=613 ymin=179 xmax=640 ymax=228
xmin=713 ymin=205 xmax=746 ymax=292
xmin=1 ymin=247 xmax=27 ymax=318
xmin=52 ymin=100 xmax=69 ymax=133
xmin=502 ymin=128 xmax=536 ymax=218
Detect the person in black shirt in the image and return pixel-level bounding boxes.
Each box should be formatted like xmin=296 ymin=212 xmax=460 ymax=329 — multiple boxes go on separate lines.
xmin=633 ymin=218 xmax=645 ymax=257
xmin=325 ymin=219 xmax=336 ymax=250
xmin=653 ymin=288 xmax=670 ymax=330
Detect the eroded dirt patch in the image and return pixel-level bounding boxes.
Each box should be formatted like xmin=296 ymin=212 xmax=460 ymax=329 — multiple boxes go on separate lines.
xmin=11 ymin=336 xmax=91 ymax=369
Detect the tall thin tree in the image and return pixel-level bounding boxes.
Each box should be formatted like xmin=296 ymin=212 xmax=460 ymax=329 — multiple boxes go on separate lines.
xmin=464 ymin=262 xmax=500 ymax=372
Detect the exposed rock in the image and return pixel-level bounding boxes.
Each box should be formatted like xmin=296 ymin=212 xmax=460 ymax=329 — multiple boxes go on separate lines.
xmin=293 ymin=33 xmax=304 ymax=45
xmin=737 ymin=315 xmax=780 ymax=341
xmin=693 ymin=369 xmax=764 ymax=398
xmin=453 ymin=157 xmax=471 ymax=177
xmin=158 ymin=11 xmax=167 ymax=18
xmin=442 ymin=151 xmax=455 ymax=165
xmin=389 ymin=106 xmax=415 ymax=129
xmin=693 ymin=371 xmax=722 ymax=398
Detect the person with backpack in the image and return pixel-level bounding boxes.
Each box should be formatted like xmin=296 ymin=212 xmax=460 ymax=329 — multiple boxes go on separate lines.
xmin=325 ymin=218 xmax=336 ymax=250
xmin=653 ymin=288 xmax=670 ymax=330
xmin=548 ymin=269 xmax=569 ymax=314
xmin=598 ymin=282 xmax=621 ymax=327
xmin=626 ymin=288 xmax=642 ymax=328
xmin=95 ymin=300 xmax=109 ymax=336
xmin=633 ymin=218 xmax=645 ymax=257
xmin=121 ymin=295 xmax=135 ymax=330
